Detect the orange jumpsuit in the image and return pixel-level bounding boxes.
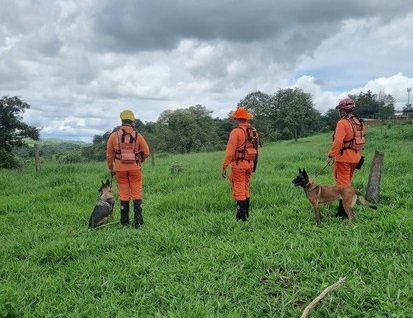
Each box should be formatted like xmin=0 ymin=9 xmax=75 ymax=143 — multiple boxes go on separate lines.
xmin=106 ymin=125 xmax=150 ymax=201
xmin=328 ymin=115 xmax=362 ymax=186
xmin=222 ymin=122 xmax=255 ymax=201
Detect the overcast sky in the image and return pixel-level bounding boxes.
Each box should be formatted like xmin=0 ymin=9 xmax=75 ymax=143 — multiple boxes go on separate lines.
xmin=1 ymin=0 xmax=412 ymax=142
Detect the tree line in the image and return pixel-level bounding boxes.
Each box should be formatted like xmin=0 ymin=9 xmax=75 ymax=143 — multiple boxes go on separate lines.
xmin=81 ymin=88 xmax=398 ymax=161
xmin=0 ymin=89 xmax=403 ymax=168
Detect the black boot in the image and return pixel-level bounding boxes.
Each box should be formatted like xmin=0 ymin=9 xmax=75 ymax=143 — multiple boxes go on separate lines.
xmin=133 ymin=199 xmax=143 ymax=228
xmin=236 ymin=200 xmax=247 ymax=222
xmin=120 ymin=201 xmax=130 ymax=226
xmin=245 ymin=197 xmax=250 ymax=219
xmin=335 ymin=200 xmax=348 ymax=219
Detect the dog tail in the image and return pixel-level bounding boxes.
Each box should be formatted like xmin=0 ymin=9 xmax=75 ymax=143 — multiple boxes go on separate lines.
xmin=357 ymin=194 xmax=377 ymax=210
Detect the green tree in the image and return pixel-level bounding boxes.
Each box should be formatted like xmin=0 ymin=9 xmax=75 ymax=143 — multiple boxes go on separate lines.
xmin=238 ymin=91 xmax=277 ymax=141
xmin=213 ymin=117 xmax=234 ymax=149
xmin=377 ymin=93 xmax=395 ymax=119
xmin=347 ymin=90 xmax=396 ymax=119
xmin=377 ymin=104 xmax=395 ymax=119
xmin=82 ymin=130 xmax=112 ymax=161
xmin=274 ymin=88 xmax=322 ymax=141
xmin=0 ymin=96 xmax=39 ymax=169
xmin=138 ymin=121 xmax=159 ymax=163
xmin=323 ymin=108 xmax=340 ymax=131
xmin=349 ymin=91 xmax=376 ymax=118
xmin=156 ymin=105 xmax=218 ymax=153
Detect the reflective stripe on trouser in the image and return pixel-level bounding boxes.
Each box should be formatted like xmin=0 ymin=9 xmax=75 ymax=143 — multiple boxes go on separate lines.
xmin=115 ymin=169 xmax=143 ymax=201
xmin=333 ymin=161 xmax=358 ymax=186
xmin=229 ymin=162 xmax=253 ymax=201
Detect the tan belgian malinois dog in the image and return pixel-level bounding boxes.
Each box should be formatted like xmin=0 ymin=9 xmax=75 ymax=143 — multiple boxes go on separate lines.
xmin=291 ymin=168 xmax=377 ymax=225
xmin=88 ymin=179 xmax=115 ymax=228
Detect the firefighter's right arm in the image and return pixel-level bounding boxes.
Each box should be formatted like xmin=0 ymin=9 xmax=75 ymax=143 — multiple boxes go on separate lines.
xmin=137 ymin=134 xmax=150 ymax=162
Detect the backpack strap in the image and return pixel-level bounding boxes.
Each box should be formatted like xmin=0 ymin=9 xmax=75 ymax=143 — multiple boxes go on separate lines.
xmin=235 ymin=126 xmax=247 ymax=149
xmin=340 ymin=116 xmax=363 ymax=155
xmin=233 ymin=126 xmax=258 ymax=167
xmin=115 ymin=129 xmax=139 ymax=160
xmin=119 ymin=129 xmax=137 ymax=143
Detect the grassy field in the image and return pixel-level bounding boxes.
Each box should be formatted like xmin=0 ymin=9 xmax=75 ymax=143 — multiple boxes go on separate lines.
xmin=1 ymin=121 xmax=412 ymax=317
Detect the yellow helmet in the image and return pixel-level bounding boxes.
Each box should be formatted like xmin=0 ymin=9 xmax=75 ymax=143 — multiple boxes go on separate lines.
xmin=120 ymin=110 xmax=135 ymax=121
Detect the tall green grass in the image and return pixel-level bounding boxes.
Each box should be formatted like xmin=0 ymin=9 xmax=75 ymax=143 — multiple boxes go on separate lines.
xmin=1 ymin=121 xmax=412 ymax=317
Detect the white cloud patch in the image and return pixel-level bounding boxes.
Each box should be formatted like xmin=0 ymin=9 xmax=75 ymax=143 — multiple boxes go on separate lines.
xmin=1 ymin=0 xmax=412 ymax=142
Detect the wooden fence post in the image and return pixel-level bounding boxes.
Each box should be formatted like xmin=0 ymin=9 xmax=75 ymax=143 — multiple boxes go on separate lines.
xmin=366 ymin=150 xmax=384 ymax=203
xmin=151 ymin=152 xmax=155 ymax=166
xmin=34 ymin=143 xmax=41 ymax=173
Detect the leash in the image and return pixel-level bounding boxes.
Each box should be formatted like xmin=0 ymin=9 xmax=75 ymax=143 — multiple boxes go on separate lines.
xmin=314 ymin=161 xmax=332 ymax=178
xmin=92 ymin=221 xmax=118 ymax=230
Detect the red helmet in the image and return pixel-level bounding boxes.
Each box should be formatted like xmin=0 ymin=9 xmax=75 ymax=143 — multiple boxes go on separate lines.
xmin=336 ymin=98 xmax=355 ymax=111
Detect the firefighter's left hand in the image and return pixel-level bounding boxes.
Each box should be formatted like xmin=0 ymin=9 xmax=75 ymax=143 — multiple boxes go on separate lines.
xmin=327 ymin=157 xmax=334 ymax=166
xmin=221 ymin=168 xmax=227 ymax=179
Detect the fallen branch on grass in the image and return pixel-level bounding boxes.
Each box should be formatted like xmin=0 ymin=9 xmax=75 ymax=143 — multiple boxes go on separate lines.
xmin=301 ymin=277 xmax=346 ymax=318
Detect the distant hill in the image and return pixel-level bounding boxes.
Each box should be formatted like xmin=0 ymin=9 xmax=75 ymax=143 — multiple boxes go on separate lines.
xmin=25 ymin=138 xmax=91 ymax=147
xmin=16 ymin=138 xmax=91 ymax=159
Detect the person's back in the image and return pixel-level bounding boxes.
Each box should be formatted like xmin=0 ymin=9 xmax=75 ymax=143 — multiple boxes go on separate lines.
xmin=106 ymin=110 xmax=150 ymax=228
xmin=107 ymin=124 xmax=149 ymax=171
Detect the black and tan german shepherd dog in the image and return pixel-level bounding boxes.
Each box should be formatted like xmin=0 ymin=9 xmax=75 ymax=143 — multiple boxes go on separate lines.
xmin=291 ymin=168 xmax=377 ymax=225
xmin=88 ymin=179 xmax=115 ymax=228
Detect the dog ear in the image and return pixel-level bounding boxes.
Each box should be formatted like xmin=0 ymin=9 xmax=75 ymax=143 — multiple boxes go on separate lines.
xmin=105 ymin=179 xmax=110 ymax=187
xmin=98 ymin=181 xmax=104 ymax=193
xmin=299 ymin=168 xmax=302 ymax=173
xmin=303 ymin=168 xmax=307 ymax=176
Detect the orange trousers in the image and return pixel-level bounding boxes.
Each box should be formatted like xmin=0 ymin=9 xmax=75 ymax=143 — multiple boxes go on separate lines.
xmin=333 ymin=161 xmax=358 ymax=186
xmin=115 ymin=170 xmax=143 ymax=201
xmin=229 ymin=163 xmax=253 ymax=201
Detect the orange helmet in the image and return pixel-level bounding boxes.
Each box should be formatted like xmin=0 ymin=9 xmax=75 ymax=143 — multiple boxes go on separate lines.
xmin=231 ymin=108 xmax=252 ymax=120
xmin=336 ymin=98 xmax=355 ymax=111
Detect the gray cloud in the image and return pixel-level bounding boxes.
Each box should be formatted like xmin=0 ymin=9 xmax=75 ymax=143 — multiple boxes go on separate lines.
xmin=90 ymin=0 xmax=397 ymax=52
xmin=1 ymin=0 xmax=412 ymax=142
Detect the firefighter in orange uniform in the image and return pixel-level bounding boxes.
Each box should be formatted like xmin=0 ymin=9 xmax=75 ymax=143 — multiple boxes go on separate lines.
xmin=106 ymin=110 xmax=150 ymax=228
xmin=327 ymin=98 xmax=365 ymax=218
xmin=222 ymin=108 xmax=258 ymax=221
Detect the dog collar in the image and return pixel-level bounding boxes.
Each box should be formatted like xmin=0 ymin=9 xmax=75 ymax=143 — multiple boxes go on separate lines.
xmin=305 ymin=183 xmax=318 ymax=192
xmin=304 ymin=183 xmax=312 ymax=190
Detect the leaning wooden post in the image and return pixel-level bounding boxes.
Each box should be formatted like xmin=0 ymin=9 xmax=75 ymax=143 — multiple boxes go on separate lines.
xmin=151 ymin=152 xmax=155 ymax=166
xmin=34 ymin=143 xmax=41 ymax=173
xmin=366 ymin=150 xmax=384 ymax=203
